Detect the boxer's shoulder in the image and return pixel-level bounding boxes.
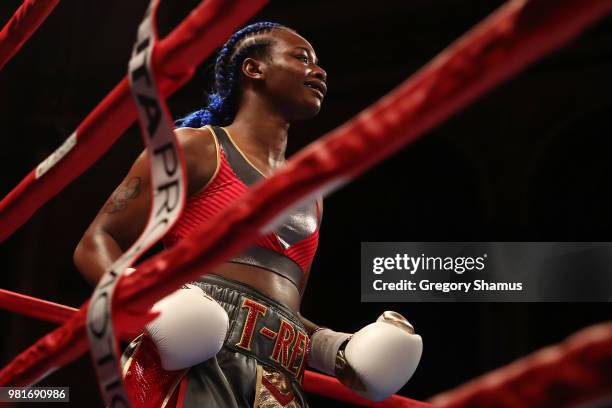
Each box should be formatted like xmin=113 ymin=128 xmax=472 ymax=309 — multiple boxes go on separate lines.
xmin=174 ymin=126 xmax=219 ymax=196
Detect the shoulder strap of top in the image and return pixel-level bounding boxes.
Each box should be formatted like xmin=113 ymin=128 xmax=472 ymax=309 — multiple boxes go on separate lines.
xmin=210 ymin=126 xmax=262 ymax=186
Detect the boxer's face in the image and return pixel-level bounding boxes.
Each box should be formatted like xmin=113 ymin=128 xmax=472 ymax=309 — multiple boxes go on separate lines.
xmin=242 ymin=29 xmax=327 ymax=121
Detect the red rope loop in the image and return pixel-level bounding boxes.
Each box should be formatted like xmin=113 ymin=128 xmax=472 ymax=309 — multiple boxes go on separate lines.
xmin=0 ymin=0 xmax=269 ymax=242
xmin=2 ymin=0 xmax=612 ymax=407
xmin=0 ymin=0 xmax=60 ymax=70
xmin=430 ymin=322 xmax=612 ymax=408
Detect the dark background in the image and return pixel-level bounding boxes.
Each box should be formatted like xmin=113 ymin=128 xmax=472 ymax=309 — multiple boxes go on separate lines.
xmin=1 ymin=0 xmax=612 ymax=406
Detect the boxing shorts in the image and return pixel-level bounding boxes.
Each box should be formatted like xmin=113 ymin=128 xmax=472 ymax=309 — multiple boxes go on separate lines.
xmin=123 ymin=274 xmax=310 ymax=408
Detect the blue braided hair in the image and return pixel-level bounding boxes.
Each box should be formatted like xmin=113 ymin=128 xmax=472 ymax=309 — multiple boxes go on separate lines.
xmin=176 ymin=21 xmax=290 ymax=128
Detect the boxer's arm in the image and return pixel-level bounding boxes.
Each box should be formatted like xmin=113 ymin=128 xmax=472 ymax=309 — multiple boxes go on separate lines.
xmin=297 ymin=313 xmax=319 ymax=336
xmin=73 ymin=153 xmax=151 ymax=285
xmin=74 ymin=127 xmax=217 ymax=285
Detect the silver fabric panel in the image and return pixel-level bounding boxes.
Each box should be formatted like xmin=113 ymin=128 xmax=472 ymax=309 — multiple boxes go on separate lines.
xmin=275 ymin=203 xmax=318 ymax=249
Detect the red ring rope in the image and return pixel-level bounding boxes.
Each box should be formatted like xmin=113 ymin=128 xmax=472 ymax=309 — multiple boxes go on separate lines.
xmin=2 ymin=0 xmax=612 ymax=406
xmin=304 ymin=371 xmax=430 ymax=407
xmin=0 ymin=0 xmax=268 ymax=243
xmin=0 ymin=289 xmax=76 ymax=325
xmin=0 ymin=0 xmax=60 ymax=71
xmin=429 ymin=322 xmax=612 ymax=408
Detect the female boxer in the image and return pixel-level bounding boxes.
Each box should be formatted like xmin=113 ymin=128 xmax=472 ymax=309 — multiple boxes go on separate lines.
xmin=74 ymin=22 xmax=422 ymax=407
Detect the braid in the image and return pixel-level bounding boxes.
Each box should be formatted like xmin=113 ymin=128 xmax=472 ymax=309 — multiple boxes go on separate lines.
xmin=176 ymin=22 xmax=287 ymax=128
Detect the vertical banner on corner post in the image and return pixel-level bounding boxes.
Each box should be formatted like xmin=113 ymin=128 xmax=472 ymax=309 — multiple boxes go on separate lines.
xmin=85 ymin=0 xmax=187 ymax=406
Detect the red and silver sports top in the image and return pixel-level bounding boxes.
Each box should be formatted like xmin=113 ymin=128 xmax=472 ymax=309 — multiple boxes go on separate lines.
xmin=163 ymin=126 xmax=321 ymax=288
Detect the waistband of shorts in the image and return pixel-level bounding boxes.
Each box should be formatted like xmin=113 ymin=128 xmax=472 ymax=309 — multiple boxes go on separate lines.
xmin=196 ymin=274 xmax=298 ymax=318
xmin=194 ymin=274 xmax=309 ymax=382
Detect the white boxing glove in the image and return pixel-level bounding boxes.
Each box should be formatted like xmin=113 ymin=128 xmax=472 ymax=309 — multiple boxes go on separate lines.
xmin=145 ymin=284 xmax=229 ymax=371
xmin=308 ymin=311 xmax=422 ymax=401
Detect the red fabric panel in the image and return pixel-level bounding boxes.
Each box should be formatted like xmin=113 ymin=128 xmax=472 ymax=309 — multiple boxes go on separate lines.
xmin=164 ymin=149 xmax=248 ymax=246
xmin=123 ymin=335 xmax=184 ymax=408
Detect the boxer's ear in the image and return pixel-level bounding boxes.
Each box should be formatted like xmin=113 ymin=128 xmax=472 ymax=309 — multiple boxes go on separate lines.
xmin=242 ymin=57 xmax=266 ymax=81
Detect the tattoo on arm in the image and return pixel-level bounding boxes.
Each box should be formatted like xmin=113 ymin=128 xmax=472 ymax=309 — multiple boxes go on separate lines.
xmin=105 ymin=177 xmax=142 ymax=214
